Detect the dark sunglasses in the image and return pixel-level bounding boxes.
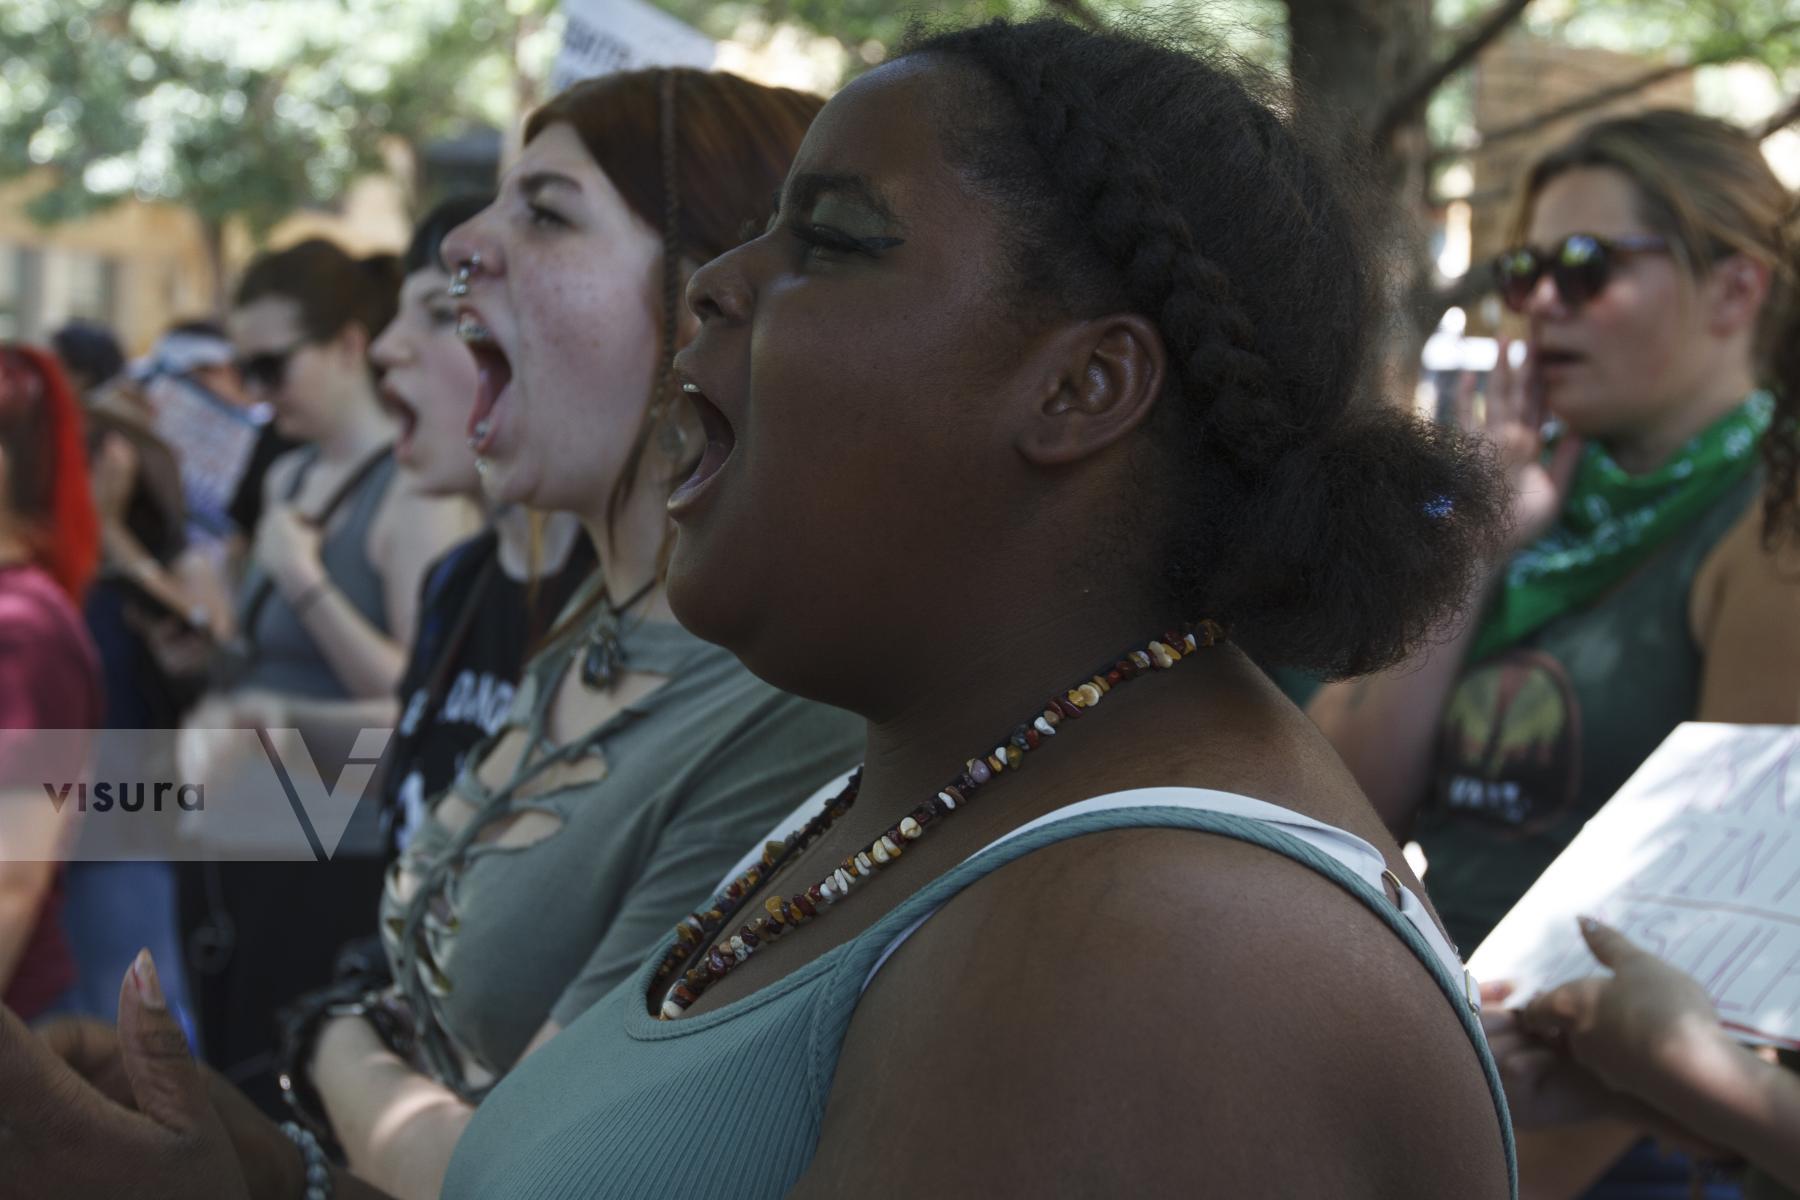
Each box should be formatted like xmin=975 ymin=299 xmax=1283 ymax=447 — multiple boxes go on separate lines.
xmin=1492 ymin=233 xmax=1671 ymax=313
xmin=234 ymin=339 xmax=311 ymax=390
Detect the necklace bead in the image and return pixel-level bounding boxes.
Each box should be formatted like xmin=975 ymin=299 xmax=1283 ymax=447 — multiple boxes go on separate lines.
xmin=651 ymin=621 xmax=1223 ymax=1018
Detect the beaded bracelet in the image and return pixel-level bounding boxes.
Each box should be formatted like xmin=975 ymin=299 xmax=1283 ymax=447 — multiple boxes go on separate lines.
xmin=278 ymin=1121 xmax=334 ymax=1200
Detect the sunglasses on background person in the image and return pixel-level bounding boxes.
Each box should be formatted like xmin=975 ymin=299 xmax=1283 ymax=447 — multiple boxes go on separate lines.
xmin=1492 ymin=233 xmax=1672 ymax=314
xmin=235 ymin=339 xmax=313 ymax=391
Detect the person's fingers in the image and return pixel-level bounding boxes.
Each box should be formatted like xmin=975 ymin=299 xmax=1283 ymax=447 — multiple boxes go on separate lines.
xmin=1521 ymin=338 xmax=1546 ymax=430
xmin=1519 ymin=978 xmax=1604 ymax=1040
xmin=116 ymin=951 xmax=209 ymax=1135
xmin=1545 ymin=429 xmax=1585 ymax=499
xmin=1576 ymin=916 xmax=1653 ymax=971
xmin=38 ymin=1017 xmax=135 ymax=1108
xmin=1489 ymin=337 xmax=1513 ymax=430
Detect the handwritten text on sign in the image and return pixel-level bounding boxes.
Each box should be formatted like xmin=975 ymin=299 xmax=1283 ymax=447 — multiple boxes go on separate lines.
xmin=1467 ymin=723 xmax=1800 ymax=1049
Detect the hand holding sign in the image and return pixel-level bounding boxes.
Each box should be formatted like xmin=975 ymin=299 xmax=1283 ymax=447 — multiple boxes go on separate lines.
xmin=1469 ymin=723 xmax=1800 ymax=1050
xmin=1519 ymin=918 xmax=1729 ymax=1104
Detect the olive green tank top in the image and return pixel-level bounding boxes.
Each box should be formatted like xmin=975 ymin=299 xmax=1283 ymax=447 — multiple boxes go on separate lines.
xmin=443 ymin=791 xmax=1517 ymax=1198
xmin=1418 ymin=475 xmax=1759 ymax=954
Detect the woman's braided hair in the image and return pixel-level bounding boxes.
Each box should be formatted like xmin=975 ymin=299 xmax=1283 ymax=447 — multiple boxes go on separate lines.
xmin=907 ymin=20 xmax=1501 ymax=678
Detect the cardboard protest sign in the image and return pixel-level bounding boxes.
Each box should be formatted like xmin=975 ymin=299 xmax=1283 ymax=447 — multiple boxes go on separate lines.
xmin=1466 ymin=722 xmax=1800 ymax=1049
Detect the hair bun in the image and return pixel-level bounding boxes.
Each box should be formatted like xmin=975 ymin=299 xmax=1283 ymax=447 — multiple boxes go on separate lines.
xmin=1207 ymin=407 xmax=1505 ymax=679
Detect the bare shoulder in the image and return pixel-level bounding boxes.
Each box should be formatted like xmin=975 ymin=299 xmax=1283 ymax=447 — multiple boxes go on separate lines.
xmin=796 ymin=828 xmax=1510 ymax=1199
xmin=1692 ymin=498 xmax=1800 ymax=634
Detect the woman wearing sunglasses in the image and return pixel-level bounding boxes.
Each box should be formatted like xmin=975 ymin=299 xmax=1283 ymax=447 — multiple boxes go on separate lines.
xmin=1311 ymin=109 xmax=1800 ymax=1194
xmin=175 ymin=238 xmax=479 ymax=1113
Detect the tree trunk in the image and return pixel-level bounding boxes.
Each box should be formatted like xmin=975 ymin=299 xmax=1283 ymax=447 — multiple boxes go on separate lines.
xmin=202 ymin=216 xmax=227 ymax=314
xmin=1287 ymin=0 xmax=1438 ymax=400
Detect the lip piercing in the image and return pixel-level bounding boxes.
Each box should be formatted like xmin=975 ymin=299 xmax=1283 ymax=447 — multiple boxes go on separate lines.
xmin=448 ymin=253 xmax=481 ymax=298
xmin=681 ymin=382 xmax=700 ymax=393
xmin=475 ymin=457 xmax=491 ymax=475
xmin=468 ymin=418 xmax=492 ymax=447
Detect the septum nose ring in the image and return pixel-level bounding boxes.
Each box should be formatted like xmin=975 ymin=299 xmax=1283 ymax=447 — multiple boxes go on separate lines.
xmin=448 ymin=253 xmax=481 ymax=298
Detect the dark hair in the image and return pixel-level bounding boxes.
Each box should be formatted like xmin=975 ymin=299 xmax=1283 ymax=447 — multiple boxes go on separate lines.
xmin=1511 ymin=109 xmax=1800 ymax=546
xmin=49 ymin=320 xmax=124 ymax=390
xmin=524 ymin=68 xmax=822 ymax=540
xmin=0 ymin=346 xmax=99 ymax=599
xmin=405 ymin=194 xmax=494 ymax=275
xmin=903 ymin=20 xmax=1501 ymax=678
xmin=233 ymin=237 xmax=404 ymax=348
xmin=167 ymin=317 xmax=227 ymax=339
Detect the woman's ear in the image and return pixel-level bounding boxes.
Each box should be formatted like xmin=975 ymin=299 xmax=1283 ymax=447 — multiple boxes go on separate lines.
xmin=1704 ymin=253 xmax=1772 ymax=339
xmin=1016 ymin=313 xmax=1167 ymax=467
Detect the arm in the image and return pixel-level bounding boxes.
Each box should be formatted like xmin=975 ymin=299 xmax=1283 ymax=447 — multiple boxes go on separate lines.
xmin=270 ymin=483 xmax=473 ymax=701
xmin=1306 ymin=606 xmax=1484 ymax=831
xmin=1689 ymin=503 xmax=1800 ymax=723
xmin=311 ymin=1011 xmax=562 ymax=1200
xmin=0 ymin=626 xmax=86 ymax=994
xmin=259 ymin=504 xmax=408 ymax=700
xmin=0 ymin=790 xmax=70 ymax=993
xmin=793 ymin=832 xmax=1511 ymax=1198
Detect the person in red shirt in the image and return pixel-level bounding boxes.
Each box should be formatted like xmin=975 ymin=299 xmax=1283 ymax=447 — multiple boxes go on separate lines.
xmin=0 ymin=344 xmax=103 ymax=1020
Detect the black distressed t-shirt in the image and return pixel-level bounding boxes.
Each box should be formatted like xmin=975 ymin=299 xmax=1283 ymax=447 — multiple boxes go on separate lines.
xmin=385 ymin=529 xmax=595 ymax=851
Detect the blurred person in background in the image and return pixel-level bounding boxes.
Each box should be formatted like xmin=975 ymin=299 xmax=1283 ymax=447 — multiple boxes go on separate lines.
xmin=49 ymin=320 xmax=126 ymax=398
xmin=52 ymin=320 xmax=208 ymax=1044
xmin=0 ymin=345 xmax=101 ymax=1022
xmin=1309 ymin=109 xmax=1800 ymax=1197
xmin=173 ymin=237 xmax=477 ymax=1112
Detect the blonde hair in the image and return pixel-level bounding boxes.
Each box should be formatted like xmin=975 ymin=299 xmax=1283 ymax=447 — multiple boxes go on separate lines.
xmin=1511 ymin=109 xmax=1800 ymax=542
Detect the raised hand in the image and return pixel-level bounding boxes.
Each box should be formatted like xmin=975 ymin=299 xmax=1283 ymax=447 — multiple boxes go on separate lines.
xmin=1455 ymin=337 xmax=1584 ymax=557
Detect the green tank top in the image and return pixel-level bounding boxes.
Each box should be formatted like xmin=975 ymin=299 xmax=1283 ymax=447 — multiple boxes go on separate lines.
xmin=444 ymin=799 xmax=1518 ymax=1198
xmin=1417 ymin=475 xmax=1758 ymax=954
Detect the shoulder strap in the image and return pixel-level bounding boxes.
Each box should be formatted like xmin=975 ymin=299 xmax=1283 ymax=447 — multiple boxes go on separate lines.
xmin=809 ymin=804 xmax=1517 ymax=1199
xmin=237 ymin=444 xmax=395 ymax=647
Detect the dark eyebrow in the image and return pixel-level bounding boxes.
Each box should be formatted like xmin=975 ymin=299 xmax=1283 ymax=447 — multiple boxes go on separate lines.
xmin=783 ymin=171 xmax=905 ymax=229
xmin=519 ymin=171 xmax=581 ymax=200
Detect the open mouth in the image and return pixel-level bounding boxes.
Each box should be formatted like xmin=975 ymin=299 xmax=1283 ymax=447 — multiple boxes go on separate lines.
xmin=1537 ymin=347 xmax=1585 ymax=370
xmin=378 ymin=382 xmax=420 ymax=459
xmin=668 ymin=379 xmax=736 ymax=511
xmin=458 ymin=311 xmax=512 ymax=454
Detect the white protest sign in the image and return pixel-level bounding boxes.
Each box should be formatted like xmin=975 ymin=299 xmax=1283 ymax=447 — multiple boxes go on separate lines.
xmin=551 ymin=0 xmax=715 ymax=93
xmin=1467 ymin=722 xmax=1800 ymax=1049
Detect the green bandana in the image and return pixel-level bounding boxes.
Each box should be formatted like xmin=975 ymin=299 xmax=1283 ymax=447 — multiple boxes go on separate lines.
xmin=1468 ymin=391 xmax=1772 ymax=665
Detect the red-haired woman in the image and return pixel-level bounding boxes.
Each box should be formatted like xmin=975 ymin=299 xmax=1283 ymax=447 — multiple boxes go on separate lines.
xmin=0 ymin=345 xmax=102 ymax=1022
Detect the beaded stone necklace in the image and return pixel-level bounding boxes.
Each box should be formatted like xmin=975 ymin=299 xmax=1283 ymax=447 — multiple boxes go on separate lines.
xmin=653 ymin=620 xmax=1225 ymax=1019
